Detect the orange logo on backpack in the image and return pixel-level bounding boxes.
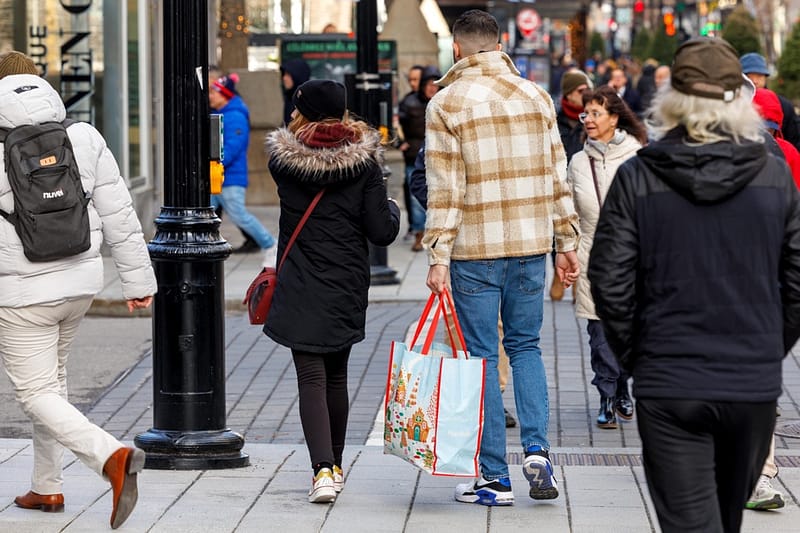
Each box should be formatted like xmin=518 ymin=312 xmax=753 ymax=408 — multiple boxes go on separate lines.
xmin=40 ymin=155 xmax=57 ymax=166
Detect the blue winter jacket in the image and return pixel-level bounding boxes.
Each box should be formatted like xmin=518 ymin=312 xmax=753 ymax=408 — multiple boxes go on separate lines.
xmin=220 ymin=95 xmax=250 ymax=188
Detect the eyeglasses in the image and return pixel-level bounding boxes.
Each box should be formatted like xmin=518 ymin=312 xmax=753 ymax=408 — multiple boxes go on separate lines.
xmin=579 ymin=110 xmax=609 ymax=123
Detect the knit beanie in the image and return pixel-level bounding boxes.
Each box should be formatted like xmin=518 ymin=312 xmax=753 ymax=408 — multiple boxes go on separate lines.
xmin=212 ymin=73 xmax=239 ymax=100
xmin=0 ymin=51 xmax=39 ymax=79
xmin=561 ymin=70 xmax=592 ymax=97
xmin=292 ymin=79 xmax=347 ymax=122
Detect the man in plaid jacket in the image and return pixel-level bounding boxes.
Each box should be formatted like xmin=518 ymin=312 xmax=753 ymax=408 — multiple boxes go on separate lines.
xmin=423 ymin=9 xmax=580 ymax=506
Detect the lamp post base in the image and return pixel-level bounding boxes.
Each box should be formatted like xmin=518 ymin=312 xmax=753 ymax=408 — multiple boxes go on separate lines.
xmin=134 ymin=428 xmax=249 ymax=470
xmin=370 ymin=265 xmax=400 ymax=286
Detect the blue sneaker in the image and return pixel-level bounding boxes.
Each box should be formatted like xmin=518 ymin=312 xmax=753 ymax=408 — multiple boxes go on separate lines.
xmin=454 ymin=475 xmax=514 ymax=506
xmin=523 ymin=446 xmax=559 ymax=500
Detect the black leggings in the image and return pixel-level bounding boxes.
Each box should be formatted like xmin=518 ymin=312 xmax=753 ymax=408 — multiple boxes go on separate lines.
xmin=292 ymin=347 xmax=351 ymax=470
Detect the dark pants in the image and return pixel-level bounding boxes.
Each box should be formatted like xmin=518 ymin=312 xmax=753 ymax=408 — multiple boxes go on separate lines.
xmin=292 ymin=348 xmax=351 ymax=469
xmin=637 ymin=398 xmax=776 ymax=533
xmin=587 ymin=320 xmax=628 ymax=398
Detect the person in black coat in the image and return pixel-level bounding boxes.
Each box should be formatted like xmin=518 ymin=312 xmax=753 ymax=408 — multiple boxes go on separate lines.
xmin=556 ymin=70 xmax=592 ymax=163
xmin=588 ymin=38 xmax=800 ymax=533
xmin=740 ymin=52 xmax=800 ymax=151
xmin=398 ymin=65 xmax=440 ymax=251
xmin=280 ymin=59 xmax=312 ymax=126
xmin=265 ymin=79 xmax=400 ymax=503
xmin=608 ymin=67 xmax=643 ymax=117
xmin=636 ymin=62 xmax=658 ymax=110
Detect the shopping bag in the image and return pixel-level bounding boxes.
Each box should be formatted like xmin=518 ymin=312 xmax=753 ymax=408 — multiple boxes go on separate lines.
xmin=383 ymin=289 xmax=485 ymax=477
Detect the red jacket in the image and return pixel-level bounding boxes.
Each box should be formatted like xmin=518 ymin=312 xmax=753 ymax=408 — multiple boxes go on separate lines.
xmin=776 ymin=137 xmax=800 ymax=189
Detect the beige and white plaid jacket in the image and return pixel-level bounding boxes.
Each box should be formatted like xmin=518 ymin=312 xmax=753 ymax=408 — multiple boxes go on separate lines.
xmin=423 ymin=51 xmax=580 ymax=266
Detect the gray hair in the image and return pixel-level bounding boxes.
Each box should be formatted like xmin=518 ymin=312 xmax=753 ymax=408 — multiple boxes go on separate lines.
xmin=646 ymin=83 xmax=764 ymax=144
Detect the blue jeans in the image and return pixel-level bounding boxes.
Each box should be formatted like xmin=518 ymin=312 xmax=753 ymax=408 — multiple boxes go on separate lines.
xmin=211 ymin=186 xmax=275 ymax=249
xmin=450 ymin=255 xmax=550 ymax=480
xmin=404 ymin=165 xmax=426 ymax=232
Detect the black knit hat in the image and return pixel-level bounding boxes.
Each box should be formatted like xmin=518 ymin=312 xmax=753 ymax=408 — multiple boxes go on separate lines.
xmin=292 ymin=79 xmax=346 ymax=122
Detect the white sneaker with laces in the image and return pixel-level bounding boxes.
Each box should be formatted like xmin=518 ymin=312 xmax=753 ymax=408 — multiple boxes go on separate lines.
xmin=454 ymin=474 xmax=514 ymax=506
xmin=308 ymin=468 xmax=336 ymax=503
xmin=262 ymin=244 xmax=278 ymax=268
xmin=523 ymin=451 xmax=559 ymax=500
xmin=746 ymin=474 xmax=785 ymax=510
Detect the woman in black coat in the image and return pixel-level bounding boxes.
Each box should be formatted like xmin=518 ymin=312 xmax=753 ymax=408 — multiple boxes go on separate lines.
xmin=264 ymin=79 xmax=400 ymax=504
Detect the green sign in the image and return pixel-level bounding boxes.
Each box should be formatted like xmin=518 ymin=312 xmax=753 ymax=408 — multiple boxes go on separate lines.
xmin=280 ymin=38 xmax=397 ymax=85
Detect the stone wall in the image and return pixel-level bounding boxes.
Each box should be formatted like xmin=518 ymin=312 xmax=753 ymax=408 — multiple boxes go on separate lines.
xmin=229 ymin=69 xmax=284 ymax=205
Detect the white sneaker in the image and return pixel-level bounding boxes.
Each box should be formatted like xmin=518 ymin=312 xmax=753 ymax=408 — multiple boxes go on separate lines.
xmin=333 ymin=465 xmax=344 ymax=493
xmin=523 ymin=449 xmax=559 ymax=500
xmin=454 ymin=475 xmax=514 ymax=506
xmin=746 ymin=474 xmax=785 ymax=510
xmin=308 ymin=468 xmax=336 ymax=503
xmin=262 ymin=244 xmax=278 ymax=268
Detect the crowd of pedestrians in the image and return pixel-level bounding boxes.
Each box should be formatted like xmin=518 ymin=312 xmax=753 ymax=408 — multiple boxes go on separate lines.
xmin=403 ymin=10 xmax=797 ymax=533
xmin=2 ymin=9 xmax=800 ymax=532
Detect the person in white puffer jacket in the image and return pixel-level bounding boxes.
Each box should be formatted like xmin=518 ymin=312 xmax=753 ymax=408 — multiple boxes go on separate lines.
xmin=567 ymin=85 xmax=648 ymax=431
xmin=0 ymin=52 xmax=156 ymax=530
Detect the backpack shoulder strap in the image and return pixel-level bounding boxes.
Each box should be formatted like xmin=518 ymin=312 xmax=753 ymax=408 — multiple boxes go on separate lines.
xmin=62 ymin=118 xmax=78 ymax=129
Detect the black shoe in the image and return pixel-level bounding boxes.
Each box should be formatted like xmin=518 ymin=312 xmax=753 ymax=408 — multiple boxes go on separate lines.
xmin=615 ymin=383 xmax=634 ymax=421
xmin=504 ymin=408 xmax=517 ymax=428
xmin=232 ymin=239 xmax=260 ymax=254
xmin=597 ymin=397 xmax=618 ymax=429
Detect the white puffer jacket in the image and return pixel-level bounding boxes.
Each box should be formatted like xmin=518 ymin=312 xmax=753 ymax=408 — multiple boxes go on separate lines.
xmin=0 ymin=74 xmax=157 ymax=307
xmin=568 ymin=131 xmax=642 ymax=319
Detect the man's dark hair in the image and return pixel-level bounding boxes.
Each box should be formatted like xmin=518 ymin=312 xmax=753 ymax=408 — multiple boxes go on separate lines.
xmin=452 ymin=10 xmax=499 ymax=56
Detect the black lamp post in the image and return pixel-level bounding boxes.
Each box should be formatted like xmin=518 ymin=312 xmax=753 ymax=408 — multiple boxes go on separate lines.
xmin=354 ymin=0 xmax=400 ymax=286
xmin=134 ymin=0 xmax=248 ymax=470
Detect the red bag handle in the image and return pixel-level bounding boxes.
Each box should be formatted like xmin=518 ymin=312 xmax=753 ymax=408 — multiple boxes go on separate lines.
xmin=440 ymin=288 xmax=467 ymax=354
xmin=277 ymin=188 xmax=325 ymax=273
xmin=409 ymin=289 xmax=468 ymax=358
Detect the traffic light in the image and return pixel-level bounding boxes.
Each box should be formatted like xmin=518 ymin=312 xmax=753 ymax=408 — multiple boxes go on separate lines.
xmin=663 ymin=12 xmax=676 ymax=36
xmin=634 ymin=1 xmax=645 ymax=14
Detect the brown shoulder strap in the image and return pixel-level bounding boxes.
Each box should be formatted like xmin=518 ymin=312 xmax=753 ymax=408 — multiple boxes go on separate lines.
xmin=588 ymin=158 xmax=603 ymax=208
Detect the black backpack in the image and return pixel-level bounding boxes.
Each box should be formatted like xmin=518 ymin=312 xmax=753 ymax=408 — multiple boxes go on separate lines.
xmin=0 ymin=119 xmax=91 ymax=262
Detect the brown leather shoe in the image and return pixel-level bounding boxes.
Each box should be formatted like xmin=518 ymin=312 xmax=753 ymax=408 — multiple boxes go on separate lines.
xmin=103 ymin=447 xmax=145 ymax=529
xmin=411 ymin=231 xmax=424 ymax=252
xmin=14 ymin=490 xmax=64 ymax=512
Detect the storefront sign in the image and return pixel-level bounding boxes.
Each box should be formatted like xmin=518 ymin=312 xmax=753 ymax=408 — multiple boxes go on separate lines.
xmin=27 ymin=1 xmax=95 ymax=122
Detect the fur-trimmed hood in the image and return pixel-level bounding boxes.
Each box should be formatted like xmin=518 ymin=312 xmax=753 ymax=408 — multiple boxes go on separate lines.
xmin=266 ymin=125 xmax=384 ymax=186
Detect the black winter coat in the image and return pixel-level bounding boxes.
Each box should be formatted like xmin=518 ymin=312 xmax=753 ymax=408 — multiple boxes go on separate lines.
xmin=556 ymin=109 xmax=584 ymax=163
xmin=588 ymin=127 xmax=800 ymax=403
xmin=398 ymin=91 xmax=426 ymax=166
xmin=264 ymin=126 xmax=401 ymax=352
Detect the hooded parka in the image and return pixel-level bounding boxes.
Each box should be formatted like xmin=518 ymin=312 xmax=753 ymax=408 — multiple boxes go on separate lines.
xmin=0 ymin=74 xmax=156 ymax=307
xmin=264 ymin=125 xmax=400 ymax=352
xmin=588 ymin=126 xmax=800 ymax=403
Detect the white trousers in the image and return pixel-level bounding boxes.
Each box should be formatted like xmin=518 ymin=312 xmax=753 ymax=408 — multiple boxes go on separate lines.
xmin=0 ymin=297 xmax=122 ymax=495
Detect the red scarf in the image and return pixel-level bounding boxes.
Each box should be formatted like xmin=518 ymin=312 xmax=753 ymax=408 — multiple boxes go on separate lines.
xmin=297 ymin=122 xmax=359 ymax=148
xmin=561 ymin=97 xmax=583 ymax=121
